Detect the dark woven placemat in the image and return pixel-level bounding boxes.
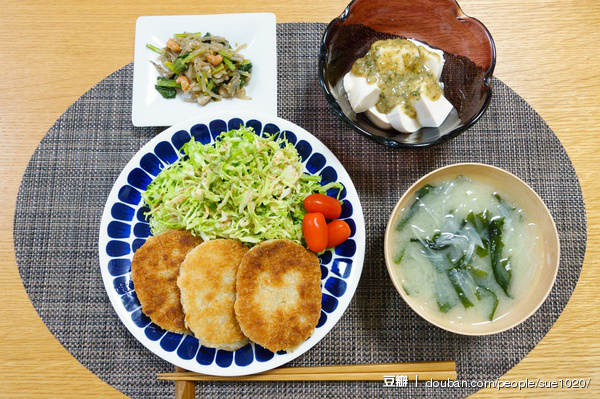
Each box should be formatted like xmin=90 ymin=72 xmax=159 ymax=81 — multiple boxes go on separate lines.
xmin=14 ymin=23 xmax=586 ymax=398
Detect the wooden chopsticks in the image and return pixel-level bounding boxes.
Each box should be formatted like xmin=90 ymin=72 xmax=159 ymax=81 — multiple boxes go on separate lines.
xmin=160 ymin=361 xmax=456 ymax=382
xmin=174 ymin=366 xmax=196 ymax=399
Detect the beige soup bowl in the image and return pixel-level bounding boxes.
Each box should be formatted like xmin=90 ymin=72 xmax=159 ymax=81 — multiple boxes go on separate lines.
xmin=384 ymin=163 xmax=560 ymax=335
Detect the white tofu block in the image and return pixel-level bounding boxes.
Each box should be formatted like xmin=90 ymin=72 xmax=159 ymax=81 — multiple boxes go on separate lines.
xmin=387 ymin=106 xmax=421 ymax=133
xmin=342 ymin=39 xmax=453 ymax=133
xmin=413 ymin=90 xmax=453 ymax=128
xmin=342 ymin=72 xmax=354 ymax=92
xmin=343 ymin=73 xmax=380 ymax=113
xmin=407 ymin=38 xmax=445 ymax=80
xmin=423 ymin=55 xmax=444 ymax=81
xmin=365 ymin=107 xmax=392 ymax=129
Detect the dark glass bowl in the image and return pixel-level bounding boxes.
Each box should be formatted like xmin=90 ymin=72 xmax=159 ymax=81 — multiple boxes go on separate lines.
xmin=318 ymin=0 xmax=496 ymax=148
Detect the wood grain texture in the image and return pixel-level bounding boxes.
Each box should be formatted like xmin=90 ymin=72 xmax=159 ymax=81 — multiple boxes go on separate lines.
xmin=1 ymin=0 xmax=598 ymax=398
xmin=174 ymin=367 xmax=195 ymax=399
xmin=159 ymin=361 xmax=457 ymax=381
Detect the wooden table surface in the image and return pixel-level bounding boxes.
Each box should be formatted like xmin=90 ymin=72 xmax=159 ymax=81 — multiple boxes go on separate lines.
xmin=1 ymin=0 xmax=598 ymax=398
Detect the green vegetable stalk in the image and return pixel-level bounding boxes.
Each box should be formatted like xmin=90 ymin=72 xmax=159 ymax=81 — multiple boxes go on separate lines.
xmin=154 ymin=77 xmax=180 ymax=99
xmin=174 ymin=32 xmax=202 ymax=37
xmin=155 ymin=77 xmax=181 ymax=88
xmin=212 ymin=63 xmax=225 ymax=73
xmin=217 ymin=49 xmax=234 ymax=59
xmin=146 ymin=43 xmax=162 ymax=54
xmin=222 ymin=57 xmax=236 ymax=71
xmin=206 ymin=79 xmax=215 ymax=92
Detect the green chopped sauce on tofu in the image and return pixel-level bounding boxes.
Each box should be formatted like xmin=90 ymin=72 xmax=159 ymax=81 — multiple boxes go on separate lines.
xmin=351 ymin=39 xmax=443 ymax=116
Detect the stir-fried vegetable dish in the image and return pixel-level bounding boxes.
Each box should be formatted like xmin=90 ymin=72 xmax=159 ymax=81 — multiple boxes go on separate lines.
xmin=147 ymin=32 xmax=252 ymax=105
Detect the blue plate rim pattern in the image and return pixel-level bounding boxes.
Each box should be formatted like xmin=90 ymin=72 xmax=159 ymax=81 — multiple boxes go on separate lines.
xmin=98 ymin=111 xmax=366 ymax=376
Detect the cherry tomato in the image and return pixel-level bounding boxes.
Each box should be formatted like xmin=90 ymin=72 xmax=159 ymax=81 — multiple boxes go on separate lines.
xmin=303 ymin=212 xmax=328 ymax=252
xmin=304 ymin=194 xmax=342 ymax=219
xmin=327 ymin=220 xmax=351 ymax=248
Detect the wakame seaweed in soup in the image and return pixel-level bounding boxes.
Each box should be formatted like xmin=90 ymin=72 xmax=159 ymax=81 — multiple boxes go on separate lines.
xmin=391 ymin=176 xmax=542 ymax=325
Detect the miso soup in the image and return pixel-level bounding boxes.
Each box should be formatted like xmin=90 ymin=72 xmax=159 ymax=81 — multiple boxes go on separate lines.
xmin=391 ymin=175 xmax=542 ymax=327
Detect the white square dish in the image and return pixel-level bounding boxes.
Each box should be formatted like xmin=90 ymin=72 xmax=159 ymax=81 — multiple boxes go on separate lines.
xmin=132 ymin=14 xmax=277 ymax=127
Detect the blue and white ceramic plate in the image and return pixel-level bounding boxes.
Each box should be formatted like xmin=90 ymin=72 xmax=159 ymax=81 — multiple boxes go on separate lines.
xmin=98 ymin=112 xmax=365 ymax=376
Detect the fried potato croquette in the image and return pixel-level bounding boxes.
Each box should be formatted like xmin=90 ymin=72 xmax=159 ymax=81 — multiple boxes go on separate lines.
xmin=131 ymin=230 xmax=202 ymax=334
xmin=235 ymin=239 xmax=322 ymax=353
xmin=178 ymin=239 xmax=250 ymax=351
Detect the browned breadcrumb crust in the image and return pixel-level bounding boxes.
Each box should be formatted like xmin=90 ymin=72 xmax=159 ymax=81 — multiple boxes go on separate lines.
xmin=131 ymin=230 xmax=202 ymax=334
xmin=178 ymin=239 xmax=250 ymax=351
xmin=235 ymin=239 xmax=321 ymax=353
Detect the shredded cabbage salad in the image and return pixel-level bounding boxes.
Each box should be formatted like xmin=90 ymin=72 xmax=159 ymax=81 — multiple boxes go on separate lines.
xmin=142 ymin=126 xmax=343 ymax=244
